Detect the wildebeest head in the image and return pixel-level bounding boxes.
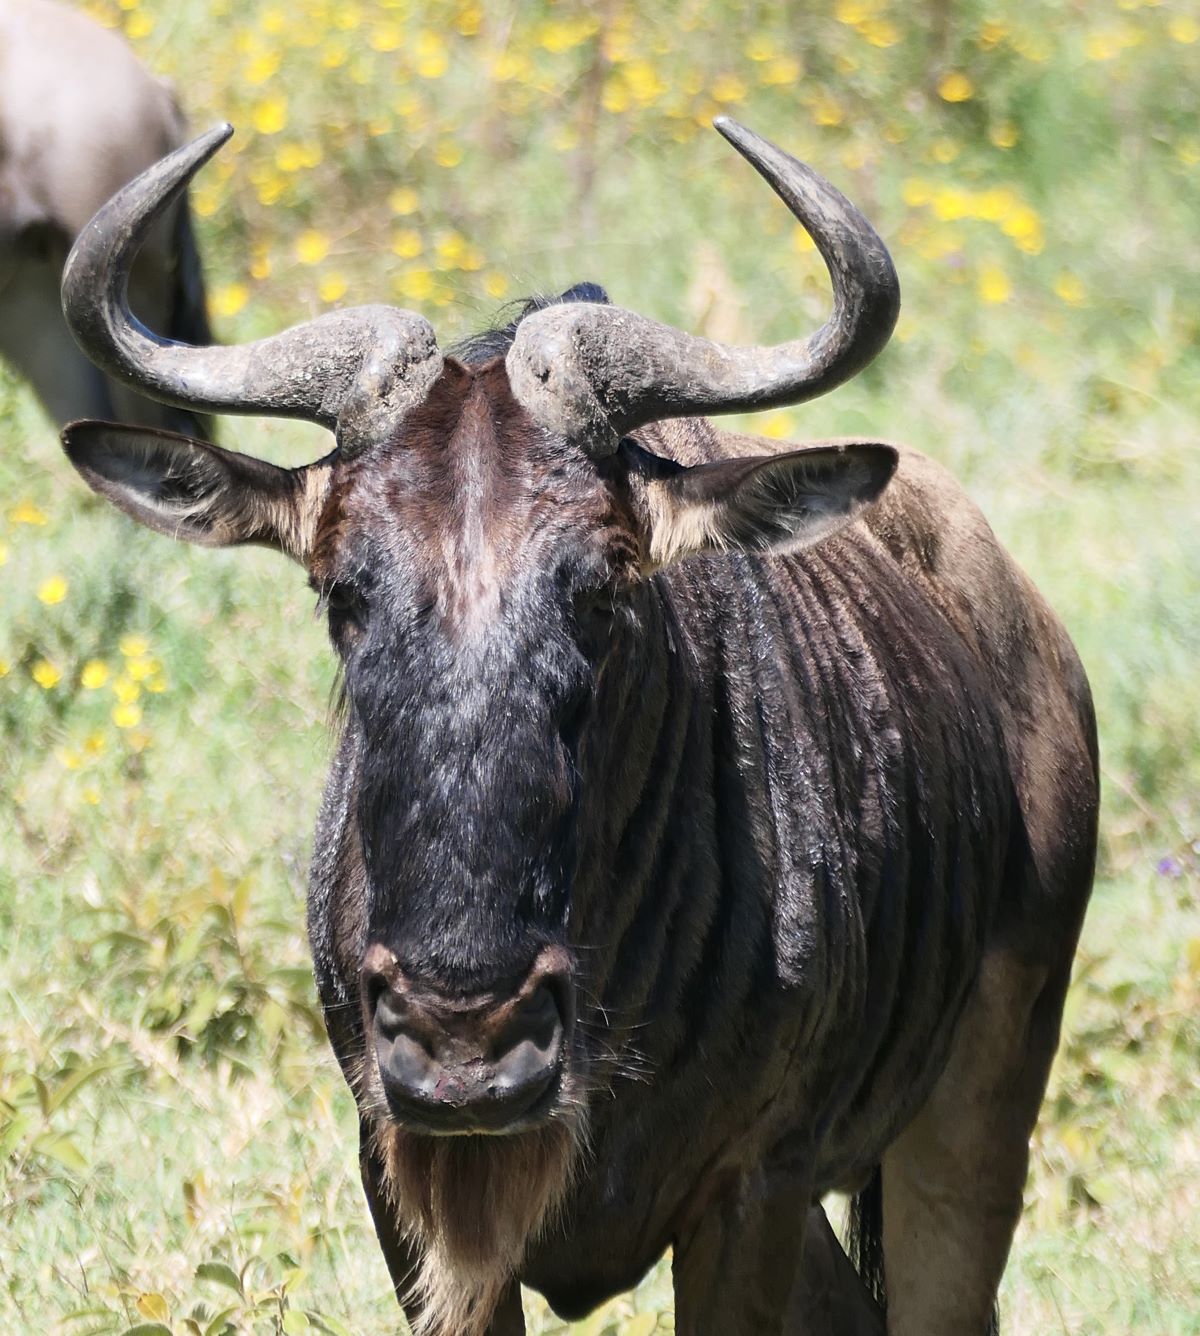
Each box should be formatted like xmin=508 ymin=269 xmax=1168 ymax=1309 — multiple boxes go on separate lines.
xmin=59 ymin=120 xmax=900 ymax=1146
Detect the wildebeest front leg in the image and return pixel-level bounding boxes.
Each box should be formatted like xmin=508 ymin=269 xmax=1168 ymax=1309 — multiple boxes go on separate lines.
xmin=358 ymin=1121 xmax=421 ymax=1308
xmin=789 ymin=1205 xmax=887 ymax=1335
xmin=485 ymin=1282 xmax=526 ymax=1335
xmin=673 ymin=1147 xmax=884 ymax=1335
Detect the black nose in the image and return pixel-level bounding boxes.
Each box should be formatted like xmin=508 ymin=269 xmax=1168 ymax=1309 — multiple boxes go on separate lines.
xmin=364 ymin=953 xmax=568 ymax=1134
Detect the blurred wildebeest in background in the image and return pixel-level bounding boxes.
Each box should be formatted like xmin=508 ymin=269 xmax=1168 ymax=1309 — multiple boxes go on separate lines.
xmin=59 ymin=120 xmax=1098 ymax=1336
xmin=0 ymin=0 xmax=211 ymax=436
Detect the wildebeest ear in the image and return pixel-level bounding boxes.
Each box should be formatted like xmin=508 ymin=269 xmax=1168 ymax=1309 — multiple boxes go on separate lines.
xmin=62 ymin=422 xmax=331 ymax=564
xmin=627 ymin=440 xmax=899 ymax=569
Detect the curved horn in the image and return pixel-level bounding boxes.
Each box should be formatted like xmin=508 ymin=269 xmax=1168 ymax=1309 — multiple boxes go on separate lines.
xmin=506 ymin=117 xmax=900 ymax=457
xmin=61 ymin=124 xmax=442 ymax=454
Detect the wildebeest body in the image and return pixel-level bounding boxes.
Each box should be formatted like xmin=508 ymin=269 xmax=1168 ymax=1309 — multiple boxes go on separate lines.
xmin=58 ymin=120 xmax=1098 ymax=1334
xmin=306 ymin=369 xmax=1096 ymax=1324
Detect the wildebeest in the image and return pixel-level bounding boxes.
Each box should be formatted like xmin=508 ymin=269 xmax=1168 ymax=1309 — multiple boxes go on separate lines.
xmin=0 ymin=0 xmax=210 ymax=435
xmin=59 ymin=119 xmax=1098 ymax=1335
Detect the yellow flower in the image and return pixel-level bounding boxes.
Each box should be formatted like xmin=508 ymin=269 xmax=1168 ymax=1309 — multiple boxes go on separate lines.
xmin=930 ymin=138 xmax=960 ymax=164
xmin=861 ymin=19 xmax=901 ymax=47
xmin=834 ymin=0 xmax=872 ymax=23
xmin=759 ymin=411 xmax=794 ymax=440
xmin=80 ymin=660 xmax=110 ymax=690
xmin=711 ymin=74 xmax=747 ymax=105
xmin=113 ymin=676 xmax=141 ymax=704
xmin=319 ymin=273 xmax=349 ymax=303
xmin=119 ymin=633 xmax=150 ymax=658
xmin=397 ymin=269 xmax=435 ymax=302
xmin=32 ymin=659 xmax=62 ymax=689
xmin=434 ymin=140 xmax=463 ymax=168
xmin=112 ymin=702 xmax=143 ymax=729
xmin=276 ymin=143 xmax=307 ymax=173
xmin=1084 ymin=31 xmax=1122 ymax=61
xmin=146 ymin=673 xmax=170 ymax=694
xmin=812 ymin=95 xmax=844 ymax=127
xmin=436 ymin=233 xmax=467 ymax=267
xmin=371 ymin=23 xmax=402 ymax=52
xmin=602 ymin=79 xmax=631 ymax=114
xmin=125 ymin=11 xmax=153 ymax=38
xmin=456 ymin=5 xmax=482 ymax=37
xmin=295 ymin=231 xmax=331 ymax=265
xmin=931 ymin=186 xmax=971 ymax=222
xmin=978 ymin=263 xmax=1012 ymax=304
xmin=0 ymin=658 xmax=9 ymax=678
xmin=212 ymin=283 xmax=248 ymax=318
xmin=389 ymin=186 xmax=419 ymax=215
xmin=1054 ymin=273 xmax=1086 ymax=306
xmin=246 ymin=52 xmax=280 ymax=84
xmin=414 ymin=31 xmax=448 ymax=79
xmin=193 ymin=184 xmax=220 ymax=218
xmin=57 ymin=748 xmax=82 ymax=771
xmin=1169 ymin=15 xmax=1199 ymax=43
xmin=10 ymin=500 xmax=47 ymax=526
xmin=250 ymin=250 xmax=271 ymax=282
xmin=0 ymin=541 xmax=8 ymax=567
xmin=744 ymin=35 xmax=776 ymax=62
xmin=253 ymin=96 xmax=288 ymax=136
xmin=759 ymin=56 xmax=801 ymax=86
xmin=332 ymin=1 xmax=362 ymax=30
xmin=37 ymin=575 xmax=68 ymax=605
xmin=1002 ymin=206 xmax=1043 ymax=254
xmin=125 ymin=655 xmax=160 ymax=683
xmin=392 ymin=229 xmax=424 ymax=260
xmin=483 ymin=271 xmax=509 ymax=300
xmin=322 ymin=41 xmax=349 ymax=69
xmin=82 ymin=786 xmax=101 ymax=806
xmin=989 ymin=122 xmax=1019 ymax=150
xmin=938 ymin=72 xmax=974 ymax=102
xmin=84 ymin=731 xmax=107 ymax=756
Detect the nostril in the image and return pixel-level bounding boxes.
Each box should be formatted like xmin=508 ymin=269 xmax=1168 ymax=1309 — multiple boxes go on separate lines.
xmin=372 ymin=988 xmax=410 ymax=1042
xmin=495 ymin=985 xmax=560 ymax=1059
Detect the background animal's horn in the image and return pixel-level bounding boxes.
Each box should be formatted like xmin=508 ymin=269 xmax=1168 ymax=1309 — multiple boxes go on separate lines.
xmin=505 ymin=117 xmax=901 ymax=457
xmin=61 ymin=124 xmax=442 ymax=453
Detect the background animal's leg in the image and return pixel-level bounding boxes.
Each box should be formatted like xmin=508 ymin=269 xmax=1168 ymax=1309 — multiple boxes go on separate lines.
xmin=675 ymin=1134 xmax=883 ymax=1336
xmin=485 ymin=1282 xmax=526 ymax=1335
xmin=0 ymin=246 xmax=116 ymax=426
xmin=880 ymin=949 xmax=1073 ymax=1334
xmin=786 ymin=1204 xmax=886 ymax=1335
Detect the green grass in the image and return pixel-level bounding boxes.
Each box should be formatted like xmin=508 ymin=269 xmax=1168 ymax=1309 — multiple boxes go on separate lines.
xmin=2 ymin=0 xmax=1199 ymax=1331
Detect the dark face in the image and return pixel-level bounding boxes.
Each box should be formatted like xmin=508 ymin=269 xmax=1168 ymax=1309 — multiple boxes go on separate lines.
xmin=309 ymin=358 xmax=641 ymax=1133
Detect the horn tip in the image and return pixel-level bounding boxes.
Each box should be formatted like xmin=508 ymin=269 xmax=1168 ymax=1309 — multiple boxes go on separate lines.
xmin=712 ymin=114 xmax=751 ymax=146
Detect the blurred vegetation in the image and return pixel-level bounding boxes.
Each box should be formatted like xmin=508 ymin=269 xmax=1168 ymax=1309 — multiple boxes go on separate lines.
xmin=1 ymin=0 xmax=1198 ymax=1332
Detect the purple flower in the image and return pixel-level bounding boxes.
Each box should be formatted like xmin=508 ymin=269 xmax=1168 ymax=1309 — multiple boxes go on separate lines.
xmin=1156 ymin=856 xmax=1183 ymax=879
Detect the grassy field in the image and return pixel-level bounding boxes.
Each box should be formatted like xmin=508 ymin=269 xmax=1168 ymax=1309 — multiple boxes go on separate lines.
xmin=1 ymin=0 xmax=1198 ymax=1332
